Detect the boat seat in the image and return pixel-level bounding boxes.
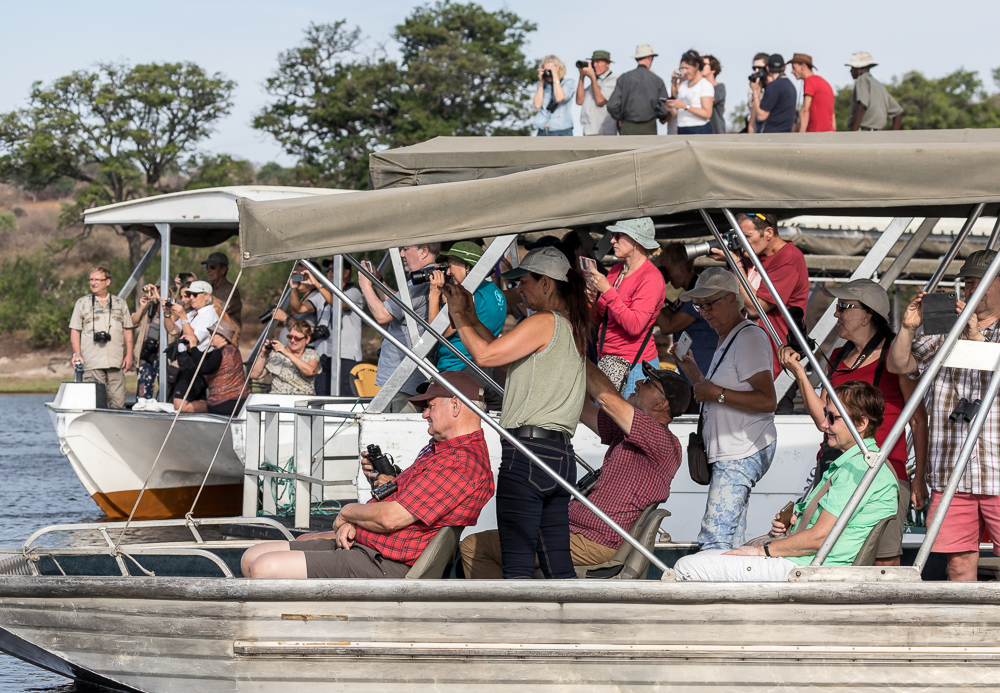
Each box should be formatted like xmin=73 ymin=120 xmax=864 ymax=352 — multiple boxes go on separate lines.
xmin=577 ymin=504 xmax=670 ymax=580
xmin=351 ymin=363 xmax=380 ymax=398
xmin=405 ymin=526 xmax=463 ymax=579
xmin=978 ymin=556 xmax=1000 ymax=580
xmin=852 ymin=516 xmax=894 ymax=566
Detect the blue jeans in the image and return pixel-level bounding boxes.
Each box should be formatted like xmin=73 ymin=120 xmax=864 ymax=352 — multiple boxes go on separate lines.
xmin=623 ymin=359 xmax=660 ymax=398
xmin=698 ymin=440 xmax=776 ymax=550
xmin=537 ymin=128 xmax=573 ymax=136
xmin=678 ymin=123 xmax=713 ymax=135
xmin=496 ymin=438 xmax=577 ymax=578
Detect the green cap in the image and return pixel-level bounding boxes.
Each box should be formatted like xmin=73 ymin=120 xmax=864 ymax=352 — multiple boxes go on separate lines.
xmin=441 ymin=241 xmax=484 ymax=266
xmin=590 ymin=50 xmax=612 ymax=62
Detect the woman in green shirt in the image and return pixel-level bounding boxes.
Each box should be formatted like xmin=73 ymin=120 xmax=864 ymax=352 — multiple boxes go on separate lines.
xmin=674 ymin=380 xmax=899 ymax=581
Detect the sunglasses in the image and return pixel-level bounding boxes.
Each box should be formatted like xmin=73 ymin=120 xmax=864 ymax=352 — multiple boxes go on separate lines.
xmin=183 ymin=292 xmax=199 ymax=298
xmin=205 ymin=264 xmax=222 ymax=270
xmin=287 ymin=334 xmax=306 ymax=342
xmin=693 ymin=295 xmax=727 ymax=313
xmin=824 ymin=410 xmax=842 ymax=425
xmin=836 ymin=301 xmax=863 ymax=312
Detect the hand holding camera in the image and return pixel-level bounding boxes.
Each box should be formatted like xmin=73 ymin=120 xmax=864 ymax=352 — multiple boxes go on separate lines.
xmin=539 ymin=67 xmax=553 ymax=83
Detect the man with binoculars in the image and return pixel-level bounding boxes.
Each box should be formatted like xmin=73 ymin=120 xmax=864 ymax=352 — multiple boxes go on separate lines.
xmin=69 ymin=266 xmax=134 ymax=409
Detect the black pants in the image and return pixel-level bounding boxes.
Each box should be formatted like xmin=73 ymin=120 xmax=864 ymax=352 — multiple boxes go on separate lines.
xmin=496 ymin=437 xmax=577 ymax=579
xmin=317 ymin=355 xmax=360 ymax=397
xmin=207 ymin=398 xmax=247 ymax=417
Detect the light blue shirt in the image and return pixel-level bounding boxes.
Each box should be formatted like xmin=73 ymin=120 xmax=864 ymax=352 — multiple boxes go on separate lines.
xmin=438 ymin=282 xmax=506 ymax=372
xmin=531 ymin=77 xmax=576 ymax=132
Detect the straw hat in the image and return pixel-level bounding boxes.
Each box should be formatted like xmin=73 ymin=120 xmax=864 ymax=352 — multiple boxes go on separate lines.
xmin=845 ymin=52 xmax=878 ymax=69
xmin=633 ymin=44 xmax=658 ymax=60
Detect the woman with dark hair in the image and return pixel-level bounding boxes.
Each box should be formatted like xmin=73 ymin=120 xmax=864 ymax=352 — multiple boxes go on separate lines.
xmin=446 ymin=247 xmax=590 ymax=579
xmin=667 ymin=49 xmax=715 ymax=135
xmin=779 ymin=279 xmax=928 ymax=566
xmin=701 ymin=54 xmax=726 ymax=134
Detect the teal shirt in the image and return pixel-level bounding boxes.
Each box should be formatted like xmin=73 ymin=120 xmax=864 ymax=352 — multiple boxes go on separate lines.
xmin=438 ymin=281 xmax=506 ymax=372
xmin=787 ymin=439 xmax=899 ymax=567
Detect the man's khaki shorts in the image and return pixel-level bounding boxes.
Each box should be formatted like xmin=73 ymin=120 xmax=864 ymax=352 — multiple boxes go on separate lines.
xmin=289 ymin=539 xmax=410 ymax=579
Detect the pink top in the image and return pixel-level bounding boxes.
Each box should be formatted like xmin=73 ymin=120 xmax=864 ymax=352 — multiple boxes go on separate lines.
xmin=594 ymin=259 xmax=665 ymax=364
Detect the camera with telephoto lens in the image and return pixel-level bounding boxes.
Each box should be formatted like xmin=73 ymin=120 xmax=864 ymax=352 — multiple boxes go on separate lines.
xmin=575 ymin=467 xmax=603 ymax=496
xmin=575 ymin=60 xmax=592 ymax=69
xmin=93 ymin=331 xmax=112 ymax=344
xmin=408 ymin=263 xmax=451 ymax=285
xmin=749 ymin=66 xmax=767 ymax=83
xmin=682 ymin=232 xmax=743 ymax=261
xmin=259 ymin=305 xmax=277 ymax=324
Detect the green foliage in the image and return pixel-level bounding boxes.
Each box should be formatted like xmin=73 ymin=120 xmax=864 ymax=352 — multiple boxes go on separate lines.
xmin=256 ymin=162 xmax=300 ymax=186
xmin=0 ymin=209 xmax=17 ymax=232
xmin=834 ymin=85 xmax=854 ymax=131
xmin=184 ymin=153 xmax=255 ymax=190
xmin=254 ymin=2 xmax=536 ymax=189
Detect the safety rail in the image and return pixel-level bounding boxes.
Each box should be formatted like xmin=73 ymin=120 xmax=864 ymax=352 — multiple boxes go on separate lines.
xmin=21 ymin=516 xmax=295 ymax=549
xmin=243 ymin=401 xmax=363 ymax=528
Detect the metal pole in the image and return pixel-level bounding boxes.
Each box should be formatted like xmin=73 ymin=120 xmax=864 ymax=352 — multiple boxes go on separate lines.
xmin=155 ymin=223 xmax=170 ymax=403
xmin=331 ymin=256 xmax=344 ymax=397
xmin=987 ymin=217 xmax=1000 ymax=252
xmin=699 ymin=210 xmax=782 ymax=347
xmin=323 ymin=256 xmax=504 ymax=396
xmin=812 ymin=243 xmax=1000 ymax=565
xmin=720 ymin=209 xmax=868 ymax=452
xmin=913 ymin=360 xmax=1000 ymax=572
xmin=878 ymin=218 xmax=938 ymax=289
xmin=244 ymin=286 xmax=291 ymax=370
xmin=925 ymin=204 xmax=984 ymax=293
xmin=117 ymin=239 xmax=161 ymax=301
xmin=321 ymin=277 xmax=666 ymax=574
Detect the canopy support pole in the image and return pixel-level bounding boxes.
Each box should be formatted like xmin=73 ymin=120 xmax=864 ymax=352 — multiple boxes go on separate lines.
xmin=879 ymin=218 xmax=939 ymax=289
xmin=330 ymin=256 xmax=344 ymax=397
xmin=925 ymin=204 xmax=984 ymax=293
xmin=390 ymin=249 xmax=421 ymax=348
xmin=313 ymin=268 xmax=669 ymax=575
xmin=155 ymin=224 xmax=171 ymax=403
xmin=987 ymin=217 xmax=1000 ymax=252
xmin=245 ymin=287 xmax=291 ymax=372
xmin=117 ymin=239 xmax=161 ymax=302
xmin=811 ymin=245 xmax=1000 ymax=566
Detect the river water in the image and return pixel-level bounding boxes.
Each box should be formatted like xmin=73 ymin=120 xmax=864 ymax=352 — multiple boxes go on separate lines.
xmin=0 ymin=395 xmax=103 ymax=692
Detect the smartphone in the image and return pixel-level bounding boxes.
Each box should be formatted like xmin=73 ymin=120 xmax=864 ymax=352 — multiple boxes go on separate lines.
xmin=922 ymin=291 xmax=959 ymax=336
xmin=674 ymin=332 xmax=693 ymax=360
xmin=777 ymin=501 xmax=795 ymax=529
xmin=362 ymin=260 xmax=375 ymax=274
xmin=578 ymin=257 xmax=597 ymax=274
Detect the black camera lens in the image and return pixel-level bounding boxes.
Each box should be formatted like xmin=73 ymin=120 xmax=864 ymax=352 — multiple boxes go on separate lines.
xmin=575 ymin=60 xmax=591 ymax=69
xmin=543 ymin=68 xmax=553 ymax=80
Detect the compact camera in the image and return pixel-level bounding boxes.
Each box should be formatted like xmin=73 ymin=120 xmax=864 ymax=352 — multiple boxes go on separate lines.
xmin=93 ymin=331 xmax=112 ymax=344
xmin=749 ymin=67 xmax=767 ymax=83
xmin=542 ymin=68 xmax=553 ymax=81
xmin=682 ymin=232 xmax=743 ymax=261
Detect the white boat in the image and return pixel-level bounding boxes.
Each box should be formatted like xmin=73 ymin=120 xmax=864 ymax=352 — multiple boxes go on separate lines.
xmin=6 ymin=130 xmax=1000 ymax=691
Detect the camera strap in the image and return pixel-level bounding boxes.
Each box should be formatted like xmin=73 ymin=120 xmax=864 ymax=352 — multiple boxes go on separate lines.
xmin=91 ymin=293 xmax=113 ymax=336
xmin=828 ymin=334 xmax=886 ymax=388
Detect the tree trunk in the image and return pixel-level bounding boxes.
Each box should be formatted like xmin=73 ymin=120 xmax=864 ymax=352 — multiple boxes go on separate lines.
xmin=125 ymin=227 xmax=147 ymax=308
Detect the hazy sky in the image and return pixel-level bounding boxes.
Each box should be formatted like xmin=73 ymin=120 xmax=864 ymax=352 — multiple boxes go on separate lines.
xmin=3 ymin=1 xmax=997 ymax=166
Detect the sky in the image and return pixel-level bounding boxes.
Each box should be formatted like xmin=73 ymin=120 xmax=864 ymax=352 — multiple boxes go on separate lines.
xmin=3 ymin=0 xmax=998 ymax=167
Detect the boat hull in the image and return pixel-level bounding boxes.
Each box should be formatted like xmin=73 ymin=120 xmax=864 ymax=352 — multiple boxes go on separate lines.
xmin=2 ymin=577 xmax=1000 ymax=692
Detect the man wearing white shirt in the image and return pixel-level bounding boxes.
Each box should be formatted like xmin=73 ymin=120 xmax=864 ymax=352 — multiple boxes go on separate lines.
xmin=167 ymin=280 xmax=220 ymax=410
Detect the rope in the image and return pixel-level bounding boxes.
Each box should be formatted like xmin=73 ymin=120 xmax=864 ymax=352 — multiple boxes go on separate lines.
xmin=112 ymin=268 xmax=246 ymax=551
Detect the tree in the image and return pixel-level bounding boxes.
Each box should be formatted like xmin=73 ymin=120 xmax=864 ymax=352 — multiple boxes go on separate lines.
xmin=184 ymin=153 xmax=255 ymax=190
xmin=0 ymin=61 xmax=236 ymax=270
xmin=254 ymin=2 xmax=537 ymax=189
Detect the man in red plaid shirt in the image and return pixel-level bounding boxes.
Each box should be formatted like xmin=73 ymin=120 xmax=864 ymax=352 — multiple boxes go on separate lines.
xmin=242 ymin=372 xmax=494 ymax=579
xmin=460 ymin=361 xmax=688 ymax=577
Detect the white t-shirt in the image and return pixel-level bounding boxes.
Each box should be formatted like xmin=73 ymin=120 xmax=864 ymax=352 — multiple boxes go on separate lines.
xmin=702 ymin=321 xmax=776 ymax=463
xmin=179 ymin=305 xmax=219 ymax=352
xmin=676 ymin=78 xmax=715 ymax=128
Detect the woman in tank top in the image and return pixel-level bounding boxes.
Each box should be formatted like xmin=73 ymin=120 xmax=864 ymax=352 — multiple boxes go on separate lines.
xmin=446 ymin=246 xmax=590 ymax=579
xmin=779 ymin=279 xmax=929 ymax=566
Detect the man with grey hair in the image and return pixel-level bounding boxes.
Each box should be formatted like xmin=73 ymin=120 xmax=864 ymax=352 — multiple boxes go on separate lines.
xmin=359 ymin=244 xmax=441 ymax=412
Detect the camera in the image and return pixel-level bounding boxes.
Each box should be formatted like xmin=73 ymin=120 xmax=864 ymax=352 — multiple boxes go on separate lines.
xmin=93 ymin=331 xmax=112 ymax=344
xmin=542 ymin=68 xmax=553 ymax=81
xmin=749 ymin=66 xmax=767 ymax=83
xmin=163 ymin=298 xmax=175 ymax=310
xmin=575 ymin=60 xmax=591 ymax=69
xmin=311 ymin=325 xmax=331 ymax=342
xmin=263 ymin=340 xmax=274 ymax=352
xmin=784 ymin=306 xmax=816 ymax=359
xmin=682 ymin=232 xmax=743 ymax=261
xmin=576 ymin=467 xmax=603 ymax=497
xmin=259 ymin=305 xmax=277 ymax=324
xmin=291 ymin=272 xmax=305 ymax=284
xmin=365 ymin=444 xmax=402 ymax=491
xmin=674 ymin=70 xmax=685 ymax=80
xmin=408 ymin=263 xmax=450 ymax=285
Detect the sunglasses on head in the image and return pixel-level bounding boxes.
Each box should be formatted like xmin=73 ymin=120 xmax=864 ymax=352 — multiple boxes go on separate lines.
xmin=743 ymin=212 xmax=768 ymax=222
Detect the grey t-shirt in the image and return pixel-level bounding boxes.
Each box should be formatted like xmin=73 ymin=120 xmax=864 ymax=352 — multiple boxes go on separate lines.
xmin=375 ymin=275 xmax=431 ymax=395
xmin=580 ymin=71 xmax=619 ymax=135
xmin=850 ymin=72 xmax=903 ymax=130
xmin=710 ymin=82 xmax=726 ymax=134
xmin=314 ymin=285 xmax=364 ymax=361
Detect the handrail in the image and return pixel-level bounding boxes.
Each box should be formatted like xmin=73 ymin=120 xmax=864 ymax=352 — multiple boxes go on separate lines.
xmin=17 ymin=547 xmax=236 ymax=578
xmin=245 ymin=405 xmax=363 ymax=419
xmin=22 ymin=517 xmax=296 ymax=548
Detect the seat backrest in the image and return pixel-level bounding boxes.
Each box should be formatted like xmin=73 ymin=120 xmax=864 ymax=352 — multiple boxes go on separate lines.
xmin=351 ymin=363 xmax=380 ymax=397
xmin=618 ymin=509 xmax=671 ymax=579
xmin=608 ymin=502 xmax=660 ymax=564
xmin=852 ymin=516 xmax=893 ymax=566
xmin=405 ymin=526 xmax=463 ymax=579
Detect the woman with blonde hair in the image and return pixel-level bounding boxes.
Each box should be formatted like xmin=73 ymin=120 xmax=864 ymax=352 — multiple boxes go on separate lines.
xmin=249 ymin=317 xmax=321 ymax=395
xmin=532 ymin=55 xmax=576 ymax=136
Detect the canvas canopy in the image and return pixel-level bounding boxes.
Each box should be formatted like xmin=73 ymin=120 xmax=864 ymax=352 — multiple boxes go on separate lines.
xmin=239 ymin=130 xmax=1000 ymax=267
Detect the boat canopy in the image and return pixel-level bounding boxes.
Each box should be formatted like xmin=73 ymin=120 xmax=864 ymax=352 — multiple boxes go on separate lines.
xmin=238 ymin=130 xmax=1000 ymax=267
xmin=84 ymin=185 xmax=351 ymax=248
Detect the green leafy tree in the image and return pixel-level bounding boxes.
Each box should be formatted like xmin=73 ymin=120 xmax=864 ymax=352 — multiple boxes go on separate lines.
xmin=256 ymin=162 xmax=300 ymax=186
xmin=184 ymin=153 xmax=255 ymax=190
xmin=0 ymin=61 xmax=236 ymax=270
xmin=254 ymin=2 xmax=537 ymax=189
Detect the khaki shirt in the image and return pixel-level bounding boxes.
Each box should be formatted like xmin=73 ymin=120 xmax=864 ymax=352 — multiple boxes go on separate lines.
xmin=850 ymin=72 xmax=903 ymax=130
xmin=69 ymin=294 xmax=133 ymax=370
xmin=212 ymin=277 xmax=242 ymax=330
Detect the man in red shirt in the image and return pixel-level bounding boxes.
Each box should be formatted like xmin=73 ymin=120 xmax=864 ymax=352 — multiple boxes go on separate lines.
xmin=241 ymin=372 xmax=495 ymax=579
xmin=460 ymin=361 xmax=688 ymax=577
xmin=790 ymin=53 xmax=835 ymax=132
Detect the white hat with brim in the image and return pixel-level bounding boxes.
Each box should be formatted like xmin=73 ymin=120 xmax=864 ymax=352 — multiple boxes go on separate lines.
xmin=822 ymin=279 xmax=890 ymax=321
xmin=607 ymin=217 xmax=660 ymax=250
xmin=501 ymin=246 xmax=570 ymax=282
xmin=633 ymin=44 xmax=658 ymax=60
xmin=187 ymin=280 xmax=214 ymax=296
xmin=845 ymin=52 xmax=877 ymax=69
xmin=679 ymin=267 xmax=739 ymax=301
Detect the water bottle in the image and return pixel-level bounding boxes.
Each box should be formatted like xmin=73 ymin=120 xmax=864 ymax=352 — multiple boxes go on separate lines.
xmin=74 ymin=360 xmax=84 ymax=383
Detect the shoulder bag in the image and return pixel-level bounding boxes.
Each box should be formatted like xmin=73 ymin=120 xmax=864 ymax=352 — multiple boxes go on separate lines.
xmin=688 ymin=324 xmax=756 ymax=485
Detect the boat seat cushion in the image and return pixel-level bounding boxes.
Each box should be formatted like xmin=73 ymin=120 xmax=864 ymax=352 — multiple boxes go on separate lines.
xmin=852 ymin=516 xmax=894 ymax=566
xmin=405 ymin=526 xmax=463 ymax=579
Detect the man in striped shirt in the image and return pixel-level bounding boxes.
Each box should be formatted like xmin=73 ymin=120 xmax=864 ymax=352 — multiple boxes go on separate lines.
xmin=889 ymin=250 xmax=1000 ymax=581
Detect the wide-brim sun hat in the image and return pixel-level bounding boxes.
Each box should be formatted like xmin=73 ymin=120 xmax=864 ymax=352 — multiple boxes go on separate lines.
xmin=590 ymin=50 xmax=612 ymax=63
xmin=845 ymin=52 xmax=877 ymax=69
xmin=210 ymin=320 xmax=236 ymax=343
xmin=501 ymin=246 xmax=570 ymax=282
xmin=679 ymin=267 xmax=739 ymax=301
xmin=633 ymin=44 xmax=658 ymax=60
xmin=440 ymin=241 xmax=484 ymax=266
xmin=822 ymin=279 xmax=890 ymax=320
xmin=606 ymin=217 xmax=659 ymax=250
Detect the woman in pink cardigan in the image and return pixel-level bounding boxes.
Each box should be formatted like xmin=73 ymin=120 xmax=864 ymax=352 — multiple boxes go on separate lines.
xmin=586 ymin=217 xmax=666 ymax=396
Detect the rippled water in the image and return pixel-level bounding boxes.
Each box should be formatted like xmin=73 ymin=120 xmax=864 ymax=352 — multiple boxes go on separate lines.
xmin=0 ymin=395 xmax=103 ymax=692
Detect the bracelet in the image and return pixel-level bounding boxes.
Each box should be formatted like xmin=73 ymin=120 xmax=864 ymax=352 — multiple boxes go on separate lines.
xmin=763 ymin=541 xmax=773 ymax=558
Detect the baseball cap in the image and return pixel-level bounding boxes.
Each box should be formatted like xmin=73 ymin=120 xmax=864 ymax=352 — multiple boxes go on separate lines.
xmin=959 ymin=249 xmax=998 ymax=280
xmin=186 ymin=280 xmax=214 ymax=296
xmin=440 ymin=241 xmax=484 ymax=266
xmin=408 ymin=372 xmax=485 ymax=408
xmin=679 ymin=267 xmax=739 ymax=301
xmin=606 ymin=217 xmax=659 ymax=250
xmin=823 ymin=279 xmax=890 ymax=320
xmin=590 ymin=50 xmax=612 ymax=62
xmin=766 ymin=54 xmax=785 ymax=72
xmin=210 ymin=320 xmax=236 ymax=343
xmin=640 ymin=363 xmax=692 ymax=417
xmin=501 ymin=246 xmax=570 ymax=282
xmin=201 ymin=252 xmax=229 ymax=267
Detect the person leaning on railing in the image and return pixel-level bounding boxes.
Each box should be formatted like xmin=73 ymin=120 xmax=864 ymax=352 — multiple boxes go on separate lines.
xmin=249 ymin=317 xmax=321 ymax=396
xmin=444 ymin=247 xmax=591 ymax=579
xmin=674 ymin=380 xmax=899 ymax=581
xmin=888 ymin=250 xmax=1000 ymax=582
xmin=779 ymin=279 xmax=928 ymax=567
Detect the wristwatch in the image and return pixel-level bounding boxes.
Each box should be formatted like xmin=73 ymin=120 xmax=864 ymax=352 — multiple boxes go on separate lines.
xmin=763 ymin=541 xmax=773 ymax=558
xmin=717 ymin=388 xmax=726 ymax=404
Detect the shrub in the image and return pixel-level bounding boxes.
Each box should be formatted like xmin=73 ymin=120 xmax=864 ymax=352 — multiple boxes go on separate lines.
xmin=0 ymin=210 xmax=17 ymax=233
